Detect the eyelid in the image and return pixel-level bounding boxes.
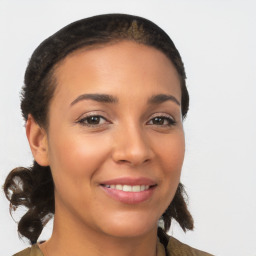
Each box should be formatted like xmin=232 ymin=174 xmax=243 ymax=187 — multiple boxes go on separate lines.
xmin=75 ymin=111 xmax=108 ymax=121
xmin=75 ymin=111 xmax=111 ymax=127
xmin=146 ymin=112 xmax=176 ymax=126
xmin=149 ymin=112 xmax=176 ymax=123
xmin=148 ymin=112 xmax=175 ymax=121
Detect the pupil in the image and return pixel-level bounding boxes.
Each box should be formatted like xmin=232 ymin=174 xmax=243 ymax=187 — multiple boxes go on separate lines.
xmin=153 ymin=117 xmax=164 ymax=125
xmin=88 ymin=116 xmax=100 ymax=124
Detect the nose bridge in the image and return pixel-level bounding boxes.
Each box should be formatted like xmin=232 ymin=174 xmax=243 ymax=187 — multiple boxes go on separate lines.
xmin=112 ymin=120 xmax=153 ymax=166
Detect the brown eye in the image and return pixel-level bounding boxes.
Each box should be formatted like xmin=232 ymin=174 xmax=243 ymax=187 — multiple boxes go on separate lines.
xmin=147 ymin=116 xmax=176 ymax=126
xmin=86 ymin=116 xmax=101 ymax=124
xmin=78 ymin=115 xmax=108 ymax=126
xmin=152 ymin=117 xmax=165 ymax=125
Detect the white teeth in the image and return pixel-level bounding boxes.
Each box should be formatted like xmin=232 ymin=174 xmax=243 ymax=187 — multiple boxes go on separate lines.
xmin=141 ymin=185 xmax=146 ymax=191
xmin=116 ymin=185 xmax=123 ymax=190
xmin=144 ymin=185 xmax=150 ymax=191
xmin=123 ymin=185 xmax=132 ymax=192
xmin=132 ymin=185 xmax=140 ymax=192
xmin=104 ymin=184 xmax=151 ymax=192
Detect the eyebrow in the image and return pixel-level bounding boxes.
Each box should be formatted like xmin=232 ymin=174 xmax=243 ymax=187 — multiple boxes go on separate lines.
xmin=148 ymin=94 xmax=180 ymax=106
xmin=70 ymin=93 xmax=180 ymax=107
xmin=70 ymin=93 xmax=118 ymax=106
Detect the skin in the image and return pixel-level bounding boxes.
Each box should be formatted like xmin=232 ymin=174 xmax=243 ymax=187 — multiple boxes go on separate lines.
xmin=26 ymin=41 xmax=185 ymax=256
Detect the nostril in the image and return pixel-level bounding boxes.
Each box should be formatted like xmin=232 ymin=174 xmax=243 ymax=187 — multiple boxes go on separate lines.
xmin=116 ymin=158 xmax=151 ymax=166
xmin=116 ymin=159 xmax=132 ymax=165
xmin=119 ymin=160 xmax=128 ymax=163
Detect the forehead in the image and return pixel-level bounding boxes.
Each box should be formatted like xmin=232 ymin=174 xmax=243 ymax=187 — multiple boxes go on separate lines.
xmin=52 ymin=41 xmax=181 ymax=101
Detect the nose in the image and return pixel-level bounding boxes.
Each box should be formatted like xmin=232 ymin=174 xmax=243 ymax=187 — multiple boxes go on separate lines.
xmin=111 ymin=123 xmax=154 ymax=166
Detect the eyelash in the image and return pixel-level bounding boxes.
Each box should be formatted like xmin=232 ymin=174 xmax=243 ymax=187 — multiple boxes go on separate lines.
xmin=76 ymin=114 xmax=176 ymax=128
xmin=77 ymin=115 xmax=109 ymax=127
xmin=146 ymin=114 xmax=176 ymax=127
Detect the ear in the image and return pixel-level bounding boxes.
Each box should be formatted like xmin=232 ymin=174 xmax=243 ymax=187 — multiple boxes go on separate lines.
xmin=26 ymin=114 xmax=49 ymax=166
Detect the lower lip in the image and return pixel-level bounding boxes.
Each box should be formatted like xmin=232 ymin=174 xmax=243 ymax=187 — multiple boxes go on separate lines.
xmin=101 ymin=186 xmax=156 ymax=204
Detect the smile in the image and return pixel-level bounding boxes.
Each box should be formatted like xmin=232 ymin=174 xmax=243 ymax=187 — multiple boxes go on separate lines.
xmin=100 ymin=177 xmax=157 ymax=204
xmin=102 ymin=184 xmax=150 ymax=192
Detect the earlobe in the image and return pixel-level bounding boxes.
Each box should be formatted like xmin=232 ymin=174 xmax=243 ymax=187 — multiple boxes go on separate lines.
xmin=26 ymin=114 xmax=49 ymax=166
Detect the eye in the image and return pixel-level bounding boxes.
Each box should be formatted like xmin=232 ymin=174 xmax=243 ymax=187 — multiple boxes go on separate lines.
xmin=147 ymin=115 xmax=176 ymax=126
xmin=77 ymin=115 xmax=109 ymax=127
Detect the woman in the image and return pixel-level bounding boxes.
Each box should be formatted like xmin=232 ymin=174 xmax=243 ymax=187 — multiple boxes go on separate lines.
xmin=4 ymin=14 xmax=212 ymax=256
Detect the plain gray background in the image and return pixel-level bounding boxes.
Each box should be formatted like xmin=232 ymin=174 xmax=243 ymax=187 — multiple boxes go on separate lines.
xmin=1 ymin=0 xmax=256 ymax=255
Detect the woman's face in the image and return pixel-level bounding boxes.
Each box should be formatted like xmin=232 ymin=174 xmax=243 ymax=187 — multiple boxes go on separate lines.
xmin=44 ymin=41 xmax=185 ymax=238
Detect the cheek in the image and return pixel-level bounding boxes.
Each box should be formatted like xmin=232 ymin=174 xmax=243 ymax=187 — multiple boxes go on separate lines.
xmin=153 ymin=131 xmax=185 ymax=203
xmin=47 ymin=131 xmax=111 ymax=190
xmin=156 ymin=131 xmax=185 ymax=172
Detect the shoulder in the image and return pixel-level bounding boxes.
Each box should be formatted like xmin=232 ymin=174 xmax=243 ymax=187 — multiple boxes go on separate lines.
xmin=167 ymin=236 xmax=214 ymax=256
xmin=13 ymin=244 xmax=44 ymax=256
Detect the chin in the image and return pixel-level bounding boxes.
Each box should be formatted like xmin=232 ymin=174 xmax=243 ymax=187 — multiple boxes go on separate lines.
xmin=99 ymin=214 xmax=158 ymax=239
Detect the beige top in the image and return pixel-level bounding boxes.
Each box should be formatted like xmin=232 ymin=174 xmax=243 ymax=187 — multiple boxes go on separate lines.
xmin=13 ymin=236 xmax=213 ymax=256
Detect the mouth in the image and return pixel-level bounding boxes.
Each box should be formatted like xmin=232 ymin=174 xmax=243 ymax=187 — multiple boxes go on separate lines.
xmin=101 ymin=184 xmax=155 ymax=192
xmin=99 ymin=177 xmax=157 ymax=204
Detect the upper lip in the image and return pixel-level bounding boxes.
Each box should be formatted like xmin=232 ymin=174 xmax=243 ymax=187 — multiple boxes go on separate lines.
xmin=100 ymin=177 xmax=157 ymax=186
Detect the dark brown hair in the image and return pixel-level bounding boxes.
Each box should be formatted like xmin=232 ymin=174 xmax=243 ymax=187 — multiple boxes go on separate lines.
xmin=3 ymin=14 xmax=193 ymax=249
